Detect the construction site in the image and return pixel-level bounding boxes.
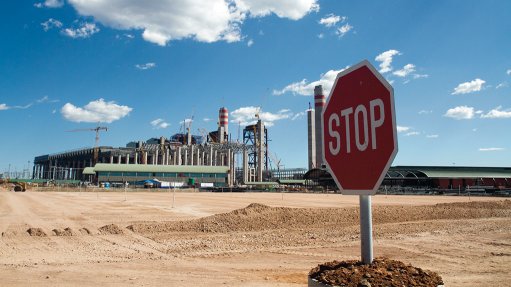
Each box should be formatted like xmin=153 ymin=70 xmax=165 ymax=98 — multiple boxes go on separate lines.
xmin=13 ymin=84 xmax=506 ymax=195
xmin=29 ymin=105 xmax=307 ymax=189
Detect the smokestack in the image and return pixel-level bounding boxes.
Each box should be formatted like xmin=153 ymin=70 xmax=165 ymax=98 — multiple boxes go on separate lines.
xmin=307 ymin=102 xmax=316 ymax=170
xmin=314 ymin=85 xmax=326 ymax=168
xmin=218 ymin=107 xmax=228 ymax=143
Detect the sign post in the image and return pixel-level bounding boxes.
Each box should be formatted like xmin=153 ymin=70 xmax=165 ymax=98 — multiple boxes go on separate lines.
xmin=322 ymin=60 xmax=397 ymax=264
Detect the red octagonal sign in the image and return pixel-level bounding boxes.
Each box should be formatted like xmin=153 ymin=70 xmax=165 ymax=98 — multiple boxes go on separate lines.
xmin=322 ymin=60 xmax=398 ymax=195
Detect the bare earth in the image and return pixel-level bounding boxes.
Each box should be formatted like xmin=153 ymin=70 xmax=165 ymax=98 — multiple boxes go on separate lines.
xmin=0 ymin=190 xmax=509 ymax=286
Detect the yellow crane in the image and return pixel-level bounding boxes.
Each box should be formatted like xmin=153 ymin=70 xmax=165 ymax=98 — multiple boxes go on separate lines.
xmin=67 ymin=126 xmax=108 ymax=147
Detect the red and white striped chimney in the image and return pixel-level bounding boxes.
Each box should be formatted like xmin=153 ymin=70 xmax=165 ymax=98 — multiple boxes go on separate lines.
xmin=218 ymin=107 xmax=229 ymax=143
xmin=314 ymin=85 xmax=326 ymax=168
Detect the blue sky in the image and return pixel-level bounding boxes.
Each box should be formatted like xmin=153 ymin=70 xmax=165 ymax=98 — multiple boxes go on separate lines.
xmin=1 ymin=0 xmax=510 ymax=175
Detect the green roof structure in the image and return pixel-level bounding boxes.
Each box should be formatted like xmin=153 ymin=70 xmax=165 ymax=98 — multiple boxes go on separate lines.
xmin=89 ymin=163 xmax=229 ymax=174
xmin=391 ymin=166 xmax=511 ymax=179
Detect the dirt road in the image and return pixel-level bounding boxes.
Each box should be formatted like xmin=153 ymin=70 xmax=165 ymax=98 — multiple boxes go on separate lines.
xmin=0 ymin=190 xmax=509 ymax=286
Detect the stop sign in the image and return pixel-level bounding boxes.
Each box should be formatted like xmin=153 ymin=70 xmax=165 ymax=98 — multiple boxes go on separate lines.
xmin=322 ymin=60 xmax=397 ymax=195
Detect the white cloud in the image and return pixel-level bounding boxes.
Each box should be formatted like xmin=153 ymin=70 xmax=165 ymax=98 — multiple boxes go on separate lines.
xmin=179 ymin=118 xmax=194 ymax=125
xmin=61 ymin=99 xmax=132 ymax=123
xmin=452 ymin=78 xmax=485 ymax=95
xmin=135 ymin=63 xmax=156 ymax=70
xmin=63 ymin=22 xmax=100 ymax=39
xmin=273 ymin=67 xmax=348 ymax=96
xmin=375 ymin=49 xmax=400 ymax=73
xmin=35 ymin=0 xmax=64 ymax=8
xmin=426 ymin=134 xmax=439 ymax=138
xmin=67 ymin=0 xmax=318 ymax=46
xmin=0 ymin=104 xmax=9 ymax=111
xmin=41 ymin=18 xmax=63 ymax=31
xmin=236 ymin=0 xmax=319 ymax=20
xmin=507 ymin=69 xmax=511 ymax=75
xmin=230 ymin=106 xmax=291 ymax=127
xmin=336 ymin=23 xmax=353 ymax=37
xmin=397 ymin=126 xmax=410 ymax=133
xmin=291 ymin=111 xmax=305 ymax=120
xmin=413 ymin=74 xmax=429 ymax=79
xmin=480 ymin=106 xmax=511 ymax=119
xmin=317 ymin=33 xmax=324 ymax=39
xmin=393 ymin=64 xmax=415 ymax=77
xmin=319 ymin=14 xmax=345 ymax=27
xmin=405 ymin=131 xmax=420 ymax=136
xmin=444 ymin=106 xmax=475 ymax=120
xmin=418 ymin=110 xmax=432 ymax=115
xmin=203 ymin=118 xmax=211 ymax=122
xmin=247 ymin=39 xmax=254 ymax=47
xmin=36 ymin=96 xmax=59 ymax=103
xmin=479 ymin=147 xmax=505 ymax=152
xmin=496 ymin=82 xmax=508 ymax=89
xmin=150 ymin=118 xmax=170 ymax=129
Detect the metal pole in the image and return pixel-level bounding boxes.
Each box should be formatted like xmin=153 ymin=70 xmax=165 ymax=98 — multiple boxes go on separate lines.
xmin=359 ymin=195 xmax=373 ymax=264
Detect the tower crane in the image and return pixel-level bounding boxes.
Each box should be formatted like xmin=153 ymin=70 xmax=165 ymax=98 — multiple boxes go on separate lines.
xmin=67 ymin=126 xmax=108 ymax=147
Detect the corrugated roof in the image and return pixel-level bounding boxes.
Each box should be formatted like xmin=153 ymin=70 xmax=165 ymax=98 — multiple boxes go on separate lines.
xmin=392 ymin=166 xmax=511 ymax=178
xmin=278 ymin=179 xmax=306 ymax=184
xmin=91 ymin=163 xmax=229 ymax=173
xmin=83 ymin=167 xmax=95 ymax=175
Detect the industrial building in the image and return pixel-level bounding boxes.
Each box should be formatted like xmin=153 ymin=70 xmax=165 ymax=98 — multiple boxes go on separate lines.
xmin=305 ymin=84 xmax=511 ymax=193
xmin=33 ymin=107 xmax=275 ymax=187
xmin=31 ymin=84 xmax=510 ymax=193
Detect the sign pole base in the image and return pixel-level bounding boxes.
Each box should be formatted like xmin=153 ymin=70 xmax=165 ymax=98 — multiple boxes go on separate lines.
xmin=360 ymin=195 xmax=373 ymax=264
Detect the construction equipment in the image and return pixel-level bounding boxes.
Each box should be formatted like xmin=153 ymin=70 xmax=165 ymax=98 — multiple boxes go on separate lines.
xmin=67 ymin=126 xmax=108 ymax=147
xmin=13 ymin=182 xmax=28 ymax=192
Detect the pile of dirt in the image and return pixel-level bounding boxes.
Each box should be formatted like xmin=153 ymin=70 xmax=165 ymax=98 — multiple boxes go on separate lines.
xmin=127 ymin=200 xmax=511 ymax=235
xmin=309 ymin=257 xmax=443 ymax=287
xmin=27 ymin=227 xmax=47 ymax=237
xmin=99 ymin=224 xmax=124 ymax=235
xmin=52 ymin=227 xmax=76 ymax=236
xmin=79 ymin=227 xmax=92 ymax=235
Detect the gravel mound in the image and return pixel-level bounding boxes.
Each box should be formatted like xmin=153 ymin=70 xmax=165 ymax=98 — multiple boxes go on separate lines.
xmin=52 ymin=228 xmax=76 ymax=236
xmin=27 ymin=228 xmax=47 ymax=237
xmin=128 ymin=200 xmax=511 ymax=235
xmin=99 ymin=224 xmax=124 ymax=235
xmin=309 ymin=257 xmax=443 ymax=287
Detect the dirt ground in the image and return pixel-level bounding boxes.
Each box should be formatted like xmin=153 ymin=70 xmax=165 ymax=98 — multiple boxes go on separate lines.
xmin=0 ymin=190 xmax=509 ymax=286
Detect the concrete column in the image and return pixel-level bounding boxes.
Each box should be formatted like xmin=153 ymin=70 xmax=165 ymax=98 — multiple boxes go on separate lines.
xmin=126 ymin=154 xmax=130 ymax=164
xmin=209 ymin=147 xmax=213 ymax=166
xmin=143 ymin=152 xmax=148 ymax=165
xmin=226 ymin=149 xmax=231 ymax=186
xmin=118 ymin=154 xmax=122 ymax=164
xmin=196 ymin=148 xmax=200 ymax=166
xmin=173 ymin=151 xmax=177 ymax=165
xmin=243 ymin=149 xmax=248 ymax=183
xmin=184 ymin=149 xmax=188 ymax=166
xmin=177 ymin=147 xmax=182 ymax=165
xmin=214 ymin=150 xmax=218 ymax=166
xmin=135 ymin=152 xmax=138 ymax=164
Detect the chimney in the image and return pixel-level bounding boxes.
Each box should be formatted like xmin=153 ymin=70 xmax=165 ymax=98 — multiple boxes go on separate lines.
xmin=314 ymin=85 xmax=326 ymax=168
